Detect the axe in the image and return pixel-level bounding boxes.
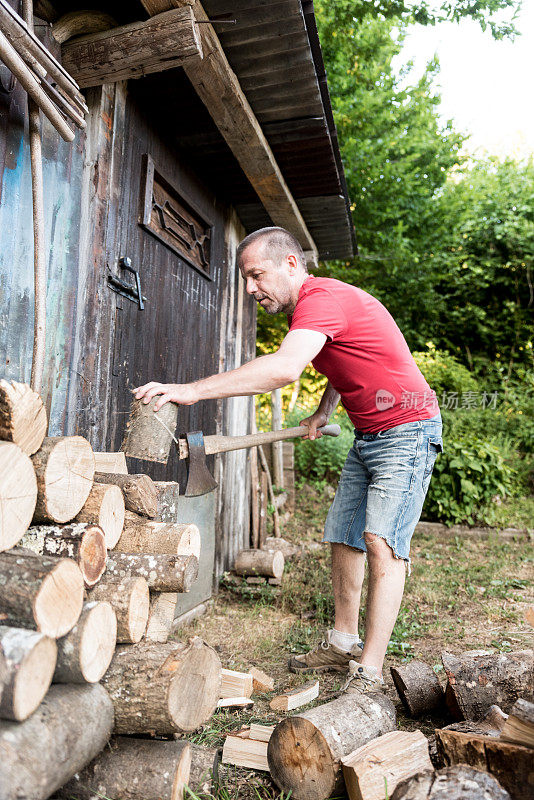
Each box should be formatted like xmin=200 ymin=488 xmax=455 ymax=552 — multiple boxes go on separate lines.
xmin=177 ymin=424 xmax=341 ymax=497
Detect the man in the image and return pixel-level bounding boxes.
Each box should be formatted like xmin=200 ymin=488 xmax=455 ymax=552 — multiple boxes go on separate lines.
xmin=135 ymin=226 xmax=443 ymax=694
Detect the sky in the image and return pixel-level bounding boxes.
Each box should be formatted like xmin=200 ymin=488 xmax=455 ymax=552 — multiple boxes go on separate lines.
xmin=393 ymin=3 xmax=534 ymax=158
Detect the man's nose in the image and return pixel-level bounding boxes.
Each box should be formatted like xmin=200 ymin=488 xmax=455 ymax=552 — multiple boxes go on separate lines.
xmin=245 ymin=277 xmax=256 ymax=294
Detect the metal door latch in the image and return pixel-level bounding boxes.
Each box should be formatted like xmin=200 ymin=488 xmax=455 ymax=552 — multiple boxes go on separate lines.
xmin=108 ymin=257 xmax=146 ymax=309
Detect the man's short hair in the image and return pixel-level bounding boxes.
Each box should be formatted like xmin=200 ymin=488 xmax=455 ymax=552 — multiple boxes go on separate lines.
xmin=236 ymin=227 xmax=308 ymax=271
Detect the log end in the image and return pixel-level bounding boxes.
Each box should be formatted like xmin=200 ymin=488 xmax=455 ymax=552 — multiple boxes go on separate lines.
xmin=79 ymin=524 xmax=107 ymax=587
xmin=128 ymin=577 xmax=150 ymax=643
xmin=171 ymin=740 xmax=192 ymax=800
xmin=36 ymin=558 xmax=85 ymax=637
xmin=9 ymin=630 xmax=57 ymax=721
xmin=80 ymin=601 xmax=117 ymax=682
xmin=267 ymin=717 xmax=336 ymax=800
xmin=272 ymin=550 xmax=285 ymax=579
xmin=99 ymin=484 xmax=126 ymax=549
xmin=168 ymin=639 xmax=222 ymax=733
xmin=0 ymin=441 xmax=38 ymax=552
xmin=38 ymin=436 xmax=95 ymax=522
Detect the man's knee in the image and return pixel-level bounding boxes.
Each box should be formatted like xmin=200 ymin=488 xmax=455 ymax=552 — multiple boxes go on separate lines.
xmin=364 ymin=531 xmax=395 ymax=562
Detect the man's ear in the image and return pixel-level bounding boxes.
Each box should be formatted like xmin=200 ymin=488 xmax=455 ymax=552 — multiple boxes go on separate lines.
xmin=287 ymin=254 xmax=298 ymax=273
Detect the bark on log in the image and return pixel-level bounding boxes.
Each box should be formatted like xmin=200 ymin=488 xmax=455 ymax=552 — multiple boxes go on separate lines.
xmin=442 ymin=649 xmax=534 ymax=720
xmin=187 ymin=743 xmax=221 ymax=795
xmin=0 ymin=550 xmax=84 ymax=637
xmin=0 ymin=441 xmax=38 ymax=552
xmin=101 ymin=637 xmax=221 ymax=734
xmin=88 ymin=576 xmax=149 ymax=643
xmin=21 ymin=523 xmax=107 ymax=588
xmin=390 ymin=766 xmax=511 ymax=800
xmin=154 ymin=480 xmax=180 ymax=522
xmin=53 ymin=601 xmax=116 ymax=684
xmin=267 ymin=691 xmax=396 ymax=800
xmin=264 ymin=537 xmax=301 ymax=560
xmin=0 ymin=625 xmax=56 ymax=721
xmin=0 ymin=683 xmax=114 ymax=800
xmin=144 ymin=592 xmax=177 ymax=643
xmin=121 ymin=397 xmax=178 ymax=464
xmin=234 ymin=548 xmax=284 ymax=579
xmin=31 ymin=436 xmax=95 ymax=523
xmin=117 ymin=511 xmax=201 ymax=558
xmin=94 ymin=472 xmax=159 ymax=517
xmin=74 ymin=483 xmax=125 ymax=549
xmin=390 ymin=660 xmax=444 ymax=716
xmin=104 ymin=551 xmax=198 ymax=592
xmin=56 ymin=736 xmax=191 ymax=800
xmin=0 ymin=379 xmax=47 ymax=456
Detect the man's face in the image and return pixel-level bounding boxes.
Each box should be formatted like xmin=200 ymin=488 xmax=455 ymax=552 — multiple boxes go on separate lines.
xmin=239 ymin=242 xmax=294 ymax=315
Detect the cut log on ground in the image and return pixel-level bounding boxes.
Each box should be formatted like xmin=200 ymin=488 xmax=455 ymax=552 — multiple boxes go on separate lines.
xmin=56 ymin=736 xmax=191 ymax=800
xmin=499 ymin=698 xmax=534 ymax=747
xmin=104 ymin=552 xmax=198 ymax=592
xmin=234 ymin=548 xmax=284 ymax=579
xmin=117 ymin=512 xmax=201 ymax=558
xmin=53 ymin=601 xmax=116 ymax=683
xmin=21 ymin=523 xmax=107 ymax=587
xmin=0 ymin=683 xmax=113 ymax=800
xmin=88 ymin=576 xmax=149 ymax=643
xmin=187 ymin=743 xmax=221 ymax=796
xmin=390 ymin=765 xmax=511 ymax=800
xmin=74 ymin=483 xmax=125 ymax=548
xmin=31 ymin=436 xmax=94 ymax=523
xmin=101 ymin=637 xmax=221 ymax=734
xmin=435 ymin=727 xmax=532 ymax=800
xmin=0 ymin=441 xmax=38 ymax=552
xmin=270 ymin=679 xmax=319 ymax=711
xmin=93 ymin=451 xmax=127 ymax=474
xmin=94 ymin=472 xmax=159 ymax=517
xmin=220 ymin=668 xmax=253 ymax=699
xmin=121 ymin=397 xmax=178 ymax=463
xmin=0 ymin=625 xmax=56 ymax=721
xmin=144 ymin=592 xmax=177 ymax=643
xmin=268 ymin=691 xmax=396 ymax=800
xmin=249 ymin=666 xmax=275 ymax=692
xmin=390 ymin=660 xmax=444 ymax=717
xmin=0 ymin=550 xmax=84 ymax=637
xmin=0 ymin=379 xmax=47 ymax=455
xmin=264 ymin=537 xmax=301 ymax=560
xmin=442 ymin=649 xmax=533 ymax=720
xmin=154 ymin=480 xmax=180 ymax=522
xmin=342 ymin=730 xmax=432 ymax=800
xmin=222 ymin=728 xmax=269 ymax=771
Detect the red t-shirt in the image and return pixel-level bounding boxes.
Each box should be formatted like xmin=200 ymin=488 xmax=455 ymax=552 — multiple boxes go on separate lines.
xmin=288 ymin=276 xmax=439 ymax=433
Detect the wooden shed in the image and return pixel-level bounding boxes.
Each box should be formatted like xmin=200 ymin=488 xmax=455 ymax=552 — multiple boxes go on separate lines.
xmin=0 ymin=0 xmax=354 ymax=581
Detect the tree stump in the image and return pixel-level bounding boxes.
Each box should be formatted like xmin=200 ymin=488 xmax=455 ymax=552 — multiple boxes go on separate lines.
xmin=104 ymin=551 xmax=198 ymax=592
xmin=0 ymin=626 xmax=57 ymax=721
xmin=121 ymin=397 xmax=178 ymax=463
xmin=267 ymin=691 xmax=397 ymax=800
xmin=0 ymin=550 xmax=84 ymax=637
xmin=234 ymin=548 xmax=284 ymax=579
xmin=0 ymin=379 xmax=47 ymax=456
xmin=117 ymin=512 xmax=201 ymax=558
xmin=74 ymin=483 xmax=125 ymax=548
xmin=31 ymin=436 xmax=94 ymax=523
xmin=0 ymin=683 xmax=114 ymax=800
xmin=391 ymin=766 xmax=511 ymax=800
xmin=88 ymin=576 xmax=149 ymax=643
xmin=0 ymin=441 xmax=38 ymax=552
xmin=94 ymin=472 xmax=159 ymax=517
xmin=101 ymin=637 xmax=221 ymax=734
xmin=390 ymin=660 xmax=444 ymax=716
xmin=56 ymin=736 xmax=191 ymax=800
xmin=144 ymin=592 xmax=177 ymax=643
xmin=53 ymin=601 xmax=116 ymax=683
xmin=20 ymin=523 xmax=107 ymax=587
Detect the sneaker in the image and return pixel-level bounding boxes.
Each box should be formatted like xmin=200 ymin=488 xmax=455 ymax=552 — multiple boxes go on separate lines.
xmin=288 ymin=630 xmax=364 ymax=674
xmin=341 ymin=660 xmax=385 ymax=694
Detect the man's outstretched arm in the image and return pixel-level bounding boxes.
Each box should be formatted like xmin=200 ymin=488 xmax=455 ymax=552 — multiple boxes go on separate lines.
xmin=134 ymin=329 xmax=327 ymax=411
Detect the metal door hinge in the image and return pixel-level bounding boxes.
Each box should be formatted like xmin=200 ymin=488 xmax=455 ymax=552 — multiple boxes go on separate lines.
xmin=108 ymin=257 xmax=146 ymax=309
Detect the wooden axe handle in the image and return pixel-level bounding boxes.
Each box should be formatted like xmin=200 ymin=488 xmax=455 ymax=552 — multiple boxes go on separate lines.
xmin=177 ymin=424 xmax=341 ymax=459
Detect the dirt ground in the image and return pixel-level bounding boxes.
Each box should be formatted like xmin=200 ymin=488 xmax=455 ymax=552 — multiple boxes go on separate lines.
xmin=177 ymin=483 xmax=534 ymax=799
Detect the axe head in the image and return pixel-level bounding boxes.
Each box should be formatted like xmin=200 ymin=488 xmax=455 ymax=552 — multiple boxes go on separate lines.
xmin=184 ymin=431 xmax=218 ymax=497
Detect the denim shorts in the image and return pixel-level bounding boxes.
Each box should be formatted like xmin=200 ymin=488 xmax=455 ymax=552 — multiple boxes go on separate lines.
xmin=323 ymin=414 xmax=443 ymax=563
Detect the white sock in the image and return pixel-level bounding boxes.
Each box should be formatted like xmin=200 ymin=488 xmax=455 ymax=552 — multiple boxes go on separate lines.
xmin=329 ymin=628 xmax=361 ymax=651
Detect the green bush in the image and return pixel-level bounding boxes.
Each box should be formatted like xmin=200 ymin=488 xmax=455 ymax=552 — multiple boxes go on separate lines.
xmin=286 ymin=406 xmax=353 ymax=484
xmin=413 ymin=343 xmax=479 ymax=396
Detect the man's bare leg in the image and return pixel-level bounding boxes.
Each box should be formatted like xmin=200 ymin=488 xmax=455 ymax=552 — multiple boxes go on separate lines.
xmin=359 ymin=532 xmax=405 ymax=675
xmin=331 ymin=542 xmax=366 ymax=635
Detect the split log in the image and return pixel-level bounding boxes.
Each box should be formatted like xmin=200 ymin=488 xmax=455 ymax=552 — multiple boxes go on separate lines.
xmin=0 ymin=379 xmax=47 ymax=455
xmin=267 ymin=691 xmax=397 ymax=800
xmin=74 ymin=483 xmax=125 ymax=548
xmin=249 ymin=665 xmax=275 ymax=692
xmin=0 ymin=683 xmax=114 ymax=800
xmin=31 ymin=436 xmax=94 ymax=523
xmin=390 ymin=660 xmax=444 ymax=716
xmin=21 ymin=523 xmax=107 ymax=587
xmin=0 ymin=550 xmax=84 ymax=637
xmin=101 ymin=637 xmax=221 ymax=734
xmin=217 ymin=696 xmax=253 ymax=709
xmin=222 ymin=728 xmax=269 ymax=771
xmin=53 ymin=601 xmax=116 ymax=684
xmin=187 ymin=743 xmax=221 ymax=795
xmin=144 ymin=592 xmax=177 ymax=643
xmin=442 ymin=649 xmax=534 ymax=720
xmin=117 ymin=511 xmax=201 ymax=558
xmin=270 ymin=679 xmax=319 ymax=711
xmin=88 ymin=576 xmax=149 ymax=643
xmin=94 ymin=472 xmax=159 ymax=517
xmin=234 ymin=548 xmax=284 ymax=579
xmin=0 ymin=441 xmax=37 ymax=552
xmin=0 ymin=625 xmax=56 ymax=721
xmin=104 ymin=551 xmax=198 ymax=592
xmin=121 ymin=397 xmax=178 ymax=463
xmin=220 ymin=667 xmax=253 ymax=699
xmin=249 ymin=723 xmax=275 ymax=741
xmin=93 ymin=451 xmax=127 ymax=474
xmin=56 ymin=736 xmax=191 ymax=800
xmin=500 ymin=698 xmax=534 ymax=747
xmin=154 ymin=480 xmax=180 ymax=522
xmin=341 ymin=730 xmax=432 ymax=800
xmin=435 ymin=728 xmax=529 ymax=800
xmin=390 ymin=766 xmax=511 ymax=800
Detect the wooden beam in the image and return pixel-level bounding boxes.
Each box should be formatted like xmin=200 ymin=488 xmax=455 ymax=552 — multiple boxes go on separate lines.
xmin=61 ymin=7 xmax=203 ymax=88
xmin=140 ymin=1 xmax=317 ymax=257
